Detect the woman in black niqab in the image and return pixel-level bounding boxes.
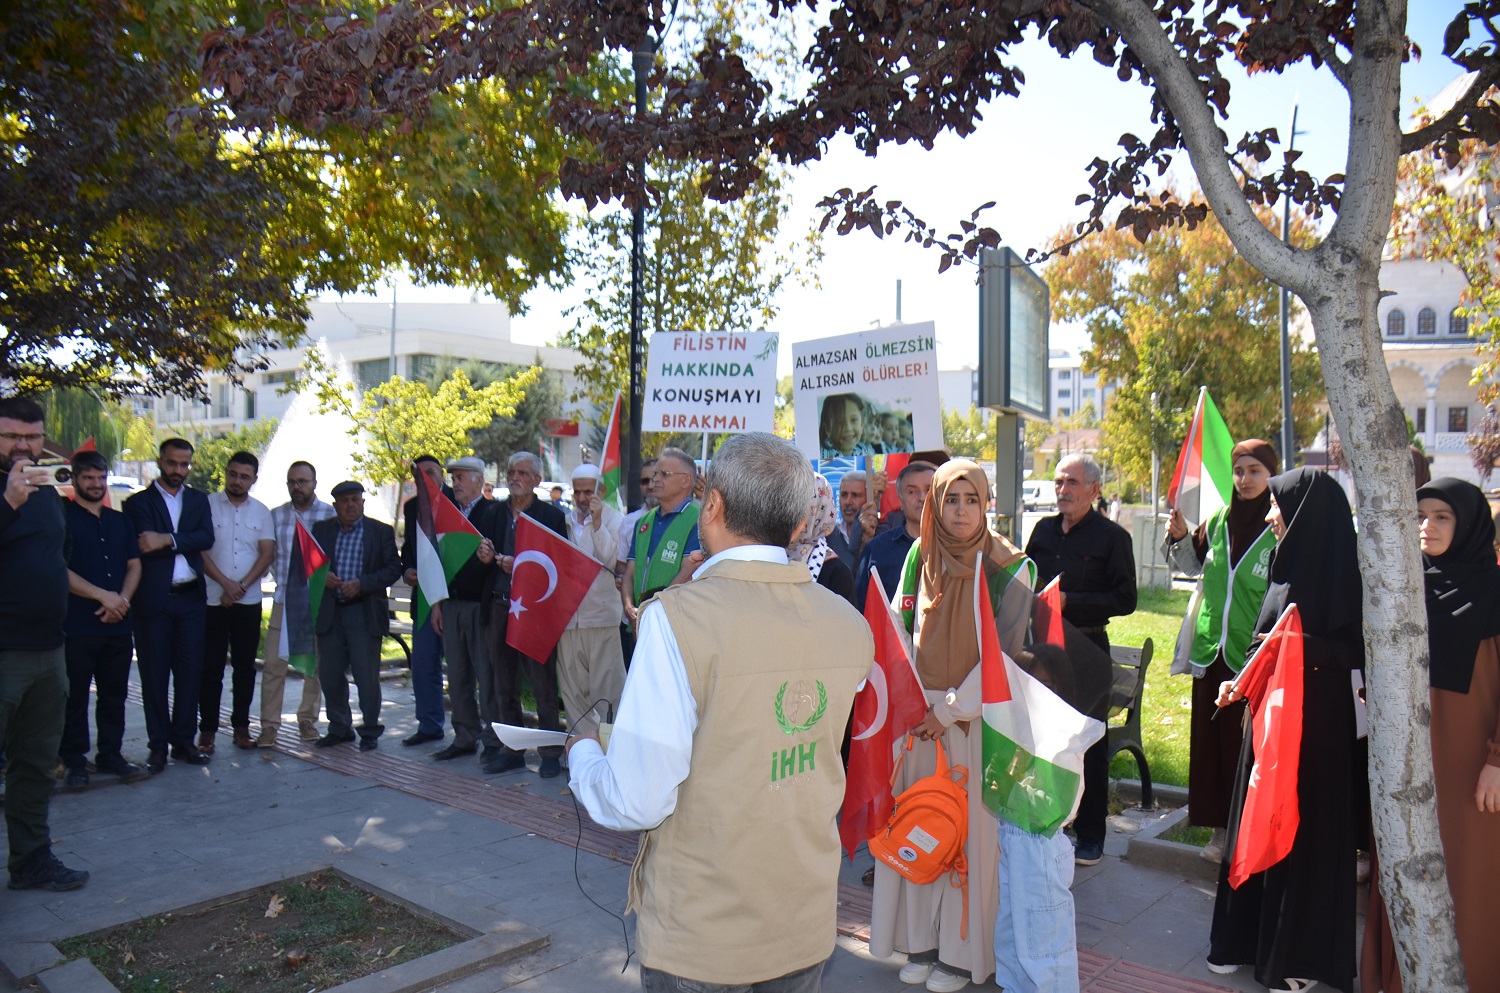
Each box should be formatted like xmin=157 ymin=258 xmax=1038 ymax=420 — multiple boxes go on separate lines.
xmin=1208 ymin=467 xmax=1363 ymax=993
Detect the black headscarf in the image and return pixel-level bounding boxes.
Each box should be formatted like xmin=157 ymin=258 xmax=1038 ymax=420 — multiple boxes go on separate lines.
xmin=1225 ymin=439 xmax=1277 ymax=566
xmin=1254 ymin=467 xmax=1362 ymax=641
xmin=1416 ymin=477 xmax=1500 ymax=694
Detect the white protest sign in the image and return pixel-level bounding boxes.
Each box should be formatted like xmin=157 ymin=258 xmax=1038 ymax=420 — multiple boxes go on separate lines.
xmin=642 ymin=331 xmax=778 ymax=434
xmin=791 ymin=322 xmax=941 ymax=459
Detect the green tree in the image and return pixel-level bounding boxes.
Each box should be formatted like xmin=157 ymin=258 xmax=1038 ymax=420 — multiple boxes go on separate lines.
xmin=941 ymin=406 xmax=998 ymax=461
xmin=300 ymin=349 xmax=538 ymax=489
xmin=185 ymin=419 xmax=281 ymax=493
xmin=421 ymin=357 xmax=564 ymax=466
xmin=1046 ymin=199 xmax=1324 ymax=487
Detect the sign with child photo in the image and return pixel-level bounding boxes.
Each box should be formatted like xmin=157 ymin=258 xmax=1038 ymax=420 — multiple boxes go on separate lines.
xmin=791 ymin=322 xmax=942 ymax=461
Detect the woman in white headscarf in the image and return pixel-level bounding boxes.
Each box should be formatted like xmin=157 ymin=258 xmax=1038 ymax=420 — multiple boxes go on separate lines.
xmin=788 ymin=472 xmax=855 ymax=604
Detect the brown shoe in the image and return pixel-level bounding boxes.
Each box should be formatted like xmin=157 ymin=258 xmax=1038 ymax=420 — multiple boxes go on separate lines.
xmin=298 ymin=720 xmax=320 ymax=741
xmin=233 ymin=727 xmax=257 ymax=750
xmin=196 ymin=730 xmax=217 ymax=755
xmin=255 ymin=725 xmax=280 ymax=748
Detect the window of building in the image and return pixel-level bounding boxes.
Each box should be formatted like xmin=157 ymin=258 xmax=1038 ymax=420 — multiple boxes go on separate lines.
xmin=163 ymin=395 xmax=179 ymax=418
xmin=1414 ymin=407 xmax=1426 ymax=433
xmin=214 ymin=382 xmax=232 ymax=419
xmin=1057 ymin=388 xmax=1071 ymax=399
xmin=1449 ymin=407 xmax=1469 ymax=433
xmin=1386 ymin=309 xmax=1406 ymax=336
xmin=1450 ymin=309 xmax=1470 ymax=336
xmin=409 ymin=353 xmax=440 ymax=382
xmin=1057 ymin=407 xmax=1070 ymax=418
xmin=1417 ymin=307 xmax=1437 ymax=335
xmin=1055 ymin=369 xmax=1069 ymax=381
xmin=264 ymin=370 xmax=293 ymax=386
xmin=244 ymin=391 xmax=257 ymax=421
xmin=355 ymin=358 xmax=391 ymax=393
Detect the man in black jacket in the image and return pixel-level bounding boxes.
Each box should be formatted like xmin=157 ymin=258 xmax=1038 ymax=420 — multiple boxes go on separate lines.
xmin=428 ymin=456 xmax=505 ymax=766
xmin=1023 ymin=453 xmax=1137 ymax=866
xmin=124 ymin=438 xmax=215 ymax=774
xmin=399 ymin=455 xmax=453 ymax=747
xmin=0 ymin=396 xmax=88 ymax=891
xmin=487 ymin=452 xmax=569 ymax=778
xmin=311 ymin=482 xmax=401 ymax=750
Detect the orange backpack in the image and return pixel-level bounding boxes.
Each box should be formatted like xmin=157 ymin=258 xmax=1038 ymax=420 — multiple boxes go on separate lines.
xmin=868 ymin=734 xmax=971 ymax=937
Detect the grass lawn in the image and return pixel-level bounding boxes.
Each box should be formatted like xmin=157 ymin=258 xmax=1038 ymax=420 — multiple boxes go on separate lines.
xmin=1106 ymin=586 xmax=1194 ymax=789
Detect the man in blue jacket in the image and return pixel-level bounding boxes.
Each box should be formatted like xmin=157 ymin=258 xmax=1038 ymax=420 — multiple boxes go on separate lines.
xmin=124 ymin=439 xmax=215 ymax=774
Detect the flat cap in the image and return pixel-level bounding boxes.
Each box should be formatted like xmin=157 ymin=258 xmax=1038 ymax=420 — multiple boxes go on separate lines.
xmin=330 ymin=480 xmax=365 ymax=498
xmin=446 ymin=455 xmax=486 ymax=473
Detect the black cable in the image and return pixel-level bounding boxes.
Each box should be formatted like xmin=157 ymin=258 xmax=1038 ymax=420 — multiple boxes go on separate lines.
xmin=565 ymin=698 xmax=632 ymax=973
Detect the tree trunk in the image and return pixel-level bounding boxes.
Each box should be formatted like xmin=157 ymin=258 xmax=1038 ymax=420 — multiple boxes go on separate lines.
xmin=1302 ymin=252 xmax=1466 ymax=992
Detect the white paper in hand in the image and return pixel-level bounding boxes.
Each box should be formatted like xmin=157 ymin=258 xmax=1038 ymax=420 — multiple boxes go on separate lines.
xmin=489 ymin=723 xmax=571 ymax=751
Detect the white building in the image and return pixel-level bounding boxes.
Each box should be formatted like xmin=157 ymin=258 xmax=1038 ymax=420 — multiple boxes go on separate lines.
xmin=136 ymin=300 xmax=593 ymax=478
xmin=1049 ymin=348 xmax=1117 ymax=420
xmin=1379 ymin=257 xmax=1490 ymax=481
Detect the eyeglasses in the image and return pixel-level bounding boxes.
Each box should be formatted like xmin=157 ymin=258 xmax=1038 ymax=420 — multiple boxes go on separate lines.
xmin=0 ymin=433 xmax=43 ymax=444
xmin=638 ymin=478 xmax=652 ymax=485
xmin=651 ymin=470 xmax=688 ymax=481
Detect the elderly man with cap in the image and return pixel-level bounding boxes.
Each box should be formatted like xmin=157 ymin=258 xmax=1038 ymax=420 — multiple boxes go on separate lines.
xmin=310 ymin=481 xmax=401 ymax=750
xmin=557 ymin=464 xmax=628 ymax=732
xmin=428 ymin=455 xmax=506 ymax=765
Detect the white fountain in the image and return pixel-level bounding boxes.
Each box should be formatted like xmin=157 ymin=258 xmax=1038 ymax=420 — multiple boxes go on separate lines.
xmin=250 ymin=340 xmax=393 ymax=522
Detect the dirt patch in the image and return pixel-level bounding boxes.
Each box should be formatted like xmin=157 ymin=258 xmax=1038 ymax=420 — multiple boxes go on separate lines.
xmin=58 ymin=871 xmax=463 ymax=993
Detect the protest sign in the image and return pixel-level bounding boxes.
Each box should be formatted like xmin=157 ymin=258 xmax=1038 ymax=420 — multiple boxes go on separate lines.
xmin=792 ymin=322 xmax=941 ymax=460
xmin=641 ymin=331 xmax=778 ymax=434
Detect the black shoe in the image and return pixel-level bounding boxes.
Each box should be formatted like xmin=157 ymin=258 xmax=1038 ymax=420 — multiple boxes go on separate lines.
xmin=479 ymin=745 xmax=501 ymax=764
xmin=170 ymin=745 xmax=211 ymax=766
xmin=63 ymin=767 xmax=88 ymax=789
xmin=315 ymin=733 xmax=356 ymax=748
xmin=8 ymin=847 xmax=88 ymax=892
xmin=94 ymin=755 xmax=146 ymax=781
xmin=402 ymin=730 xmax=443 ymax=747
xmin=482 ymin=751 xmax=525 ymax=775
xmin=538 ymin=755 xmax=562 ymax=779
xmin=1074 ymin=840 xmax=1104 ymax=866
xmin=146 ymin=748 xmax=167 ymax=775
xmin=358 ymin=737 xmax=378 ymax=752
xmin=433 ymin=743 xmax=477 ymax=761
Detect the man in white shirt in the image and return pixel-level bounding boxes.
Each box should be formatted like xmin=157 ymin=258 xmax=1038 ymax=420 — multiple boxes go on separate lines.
xmin=198 ymin=451 xmax=275 ymax=752
xmin=557 ymin=464 xmax=627 ymax=732
xmin=569 ymin=433 xmax=870 ymax=992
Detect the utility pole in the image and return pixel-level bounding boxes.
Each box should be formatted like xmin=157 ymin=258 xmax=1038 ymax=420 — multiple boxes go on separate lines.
xmin=1278 ymin=101 xmax=1301 ymax=472
xmin=627 ymin=43 xmax=654 ymax=512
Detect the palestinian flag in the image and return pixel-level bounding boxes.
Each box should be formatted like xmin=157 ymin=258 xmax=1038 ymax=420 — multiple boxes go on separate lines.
xmin=1034 ymin=575 xmax=1065 ymax=648
xmin=279 ymin=519 xmax=329 ymax=678
xmin=600 ymin=391 xmax=624 ymax=511
xmin=412 ymin=463 xmax=481 ymax=630
xmin=978 ymin=561 xmax=1104 ymax=836
xmin=1168 ymin=386 xmax=1234 ymax=530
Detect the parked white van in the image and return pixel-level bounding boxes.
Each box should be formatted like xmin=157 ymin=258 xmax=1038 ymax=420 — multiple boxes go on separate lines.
xmin=1021 ymin=478 xmax=1056 ymax=512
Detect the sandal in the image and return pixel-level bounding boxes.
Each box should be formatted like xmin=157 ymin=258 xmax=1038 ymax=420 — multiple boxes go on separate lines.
xmin=1271 ymin=980 xmax=1318 ymax=993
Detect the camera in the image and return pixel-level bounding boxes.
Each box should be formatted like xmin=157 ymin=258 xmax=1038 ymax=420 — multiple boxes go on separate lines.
xmin=31 ymin=459 xmax=72 ymax=487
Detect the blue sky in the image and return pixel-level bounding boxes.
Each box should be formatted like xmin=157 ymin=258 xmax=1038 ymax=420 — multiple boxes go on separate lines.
xmin=345 ymin=5 xmax=1472 ymax=377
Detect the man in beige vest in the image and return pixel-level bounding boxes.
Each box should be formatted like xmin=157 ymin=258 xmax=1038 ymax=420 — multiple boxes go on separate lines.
xmin=568 ymin=432 xmax=872 ymax=993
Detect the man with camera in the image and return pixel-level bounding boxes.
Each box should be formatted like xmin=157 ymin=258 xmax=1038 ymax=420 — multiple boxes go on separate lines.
xmin=60 ymin=449 xmax=143 ymax=787
xmin=0 ymin=396 xmax=89 ymax=890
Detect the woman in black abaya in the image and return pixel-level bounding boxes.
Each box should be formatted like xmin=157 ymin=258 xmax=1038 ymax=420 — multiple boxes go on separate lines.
xmin=1206 ymin=467 xmax=1363 ymax=993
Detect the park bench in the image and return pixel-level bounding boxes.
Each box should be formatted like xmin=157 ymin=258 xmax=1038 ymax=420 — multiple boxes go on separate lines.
xmin=386 ymin=582 xmax=415 ymax=665
xmin=1107 ymin=637 xmax=1154 ymax=810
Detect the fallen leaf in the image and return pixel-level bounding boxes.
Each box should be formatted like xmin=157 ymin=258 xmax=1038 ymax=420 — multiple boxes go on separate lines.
xmin=265 ymin=894 xmax=286 ymax=918
xmin=123 ymin=950 xmax=135 ymax=965
xmin=284 ymin=948 xmax=308 ymax=969
xmin=385 ymin=944 xmax=405 ymax=958
xmin=560 ymin=787 xmax=572 ymax=796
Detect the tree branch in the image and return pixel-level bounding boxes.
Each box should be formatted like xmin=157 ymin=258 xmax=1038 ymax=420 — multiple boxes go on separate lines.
xmin=1399 ymin=64 xmax=1500 ymax=153
xmin=1310 ymin=34 xmax=1352 ymax=91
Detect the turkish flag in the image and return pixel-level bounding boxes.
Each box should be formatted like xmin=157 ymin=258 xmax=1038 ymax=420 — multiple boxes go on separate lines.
xmin=1228 ymin=604 xmax=1305 ymax=888
xmin=1034 ymin=575 xmax=1065 ymax=647
xmin=505 ymin=514 xmax=603 ymax=662
xmin=839 ymin=569 xmax=928 ymax=859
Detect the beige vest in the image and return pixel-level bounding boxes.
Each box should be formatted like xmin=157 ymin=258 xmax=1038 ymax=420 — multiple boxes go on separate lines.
xmin=629 ymin=556 xmax=872 ymax=984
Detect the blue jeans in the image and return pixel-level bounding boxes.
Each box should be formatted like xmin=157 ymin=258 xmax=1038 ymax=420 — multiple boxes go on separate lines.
xmin=640 ymin=959 xmax=825 ymax=993
xmin=993 ymin=821 xmax=1079 ymax=993
xmin=410 ymin=617 xmax=445 ymax=736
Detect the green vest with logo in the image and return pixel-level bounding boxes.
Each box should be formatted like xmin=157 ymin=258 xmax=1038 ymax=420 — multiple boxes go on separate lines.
xmin=632 ymin=501 xmax=700 ymax=602
xmin=1191 ymin=507 xmax=1276 ymax=673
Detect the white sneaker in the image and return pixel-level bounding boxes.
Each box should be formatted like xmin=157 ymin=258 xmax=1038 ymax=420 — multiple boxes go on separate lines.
xmin=898 ymin=961 xmax=935 ymax=985
xmin=1271 ymin=980 xmax=1318 ymax=993
xmin=1202 ymin=827 xmax=1227 ymax=863
xmin=925 ymin=968 xmax=970 ymax=993
xmin=1207 ymin=961 xmax=1241 ymax=975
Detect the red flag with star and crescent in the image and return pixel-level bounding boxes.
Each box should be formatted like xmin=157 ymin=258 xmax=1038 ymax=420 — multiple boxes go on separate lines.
xmin=839 ymin=569 xmax=927 ymax=859
xmin=505 ymin=514 xmax=603 ymax=661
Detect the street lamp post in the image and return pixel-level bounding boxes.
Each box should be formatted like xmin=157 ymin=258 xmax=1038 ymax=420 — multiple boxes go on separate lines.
xmin=1278 ymin=101 xmax=1301 ymax=471
xmin=626 ymin=43 xmax=655 ymax=512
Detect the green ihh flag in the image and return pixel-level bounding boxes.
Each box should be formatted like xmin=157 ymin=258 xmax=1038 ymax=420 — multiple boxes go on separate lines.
xmin=280 ymin=519 xmax=329 ymax=678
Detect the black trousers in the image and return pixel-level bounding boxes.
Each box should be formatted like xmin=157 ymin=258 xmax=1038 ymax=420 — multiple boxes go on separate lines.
xmin=487 ymin=594 xmax=562 ymax=758
xmin=59 ymin=633 xmax=133 ymax=768
xmin=201 ymin=602 xmax=263 ymax=731
xmin=1073 ymin=628 xmax=1112 ymax=847
xmin=135 ymin=588 xmax=207 ymax=750
xmin=317 ymin=603 xmax=384 ymax=740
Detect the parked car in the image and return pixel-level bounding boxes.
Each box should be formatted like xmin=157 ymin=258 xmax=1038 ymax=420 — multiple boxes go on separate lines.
xmin=1021 ymin=478 xmax=1056 ymax=512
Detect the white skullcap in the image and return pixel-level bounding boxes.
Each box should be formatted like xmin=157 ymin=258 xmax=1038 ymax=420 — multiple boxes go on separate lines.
xmin=572 ymin=463 xmax=602 ymax=480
